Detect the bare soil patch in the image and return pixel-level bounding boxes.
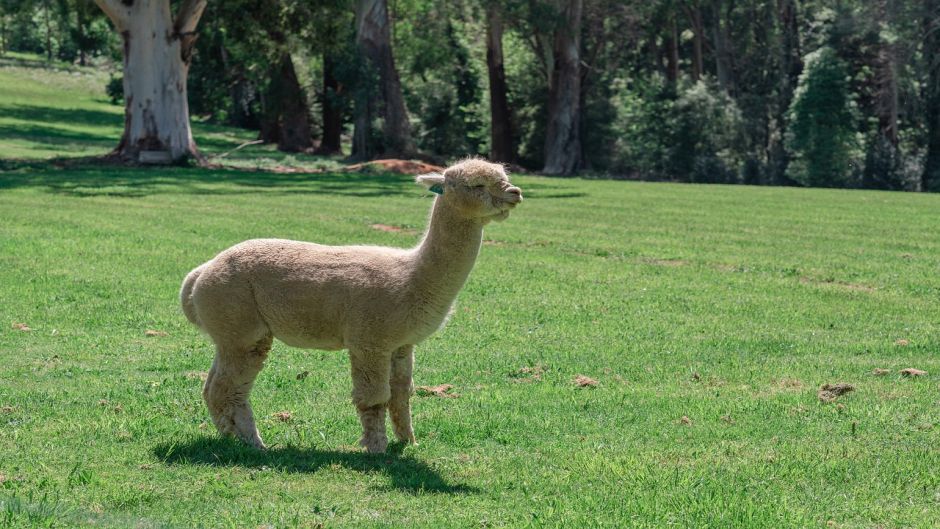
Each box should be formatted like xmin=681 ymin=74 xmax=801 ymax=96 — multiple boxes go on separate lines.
xmin=573 ymin=375 xmax=599 ymax=388
xmin=416 ymin=384 xmax=458 ymax=398
xmin=347 ymin=159 xmax=444 ymax=175
xmin=818 ymin=383 xmax=855 ymax=403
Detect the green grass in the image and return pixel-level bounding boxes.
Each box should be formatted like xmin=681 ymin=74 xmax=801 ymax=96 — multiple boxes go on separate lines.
xmin=3 ymin=54 xmax=940 ymax=528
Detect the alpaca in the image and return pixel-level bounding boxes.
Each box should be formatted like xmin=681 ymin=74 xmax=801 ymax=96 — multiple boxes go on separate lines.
xmin=179 ymin=159 xmax=522 ymax=453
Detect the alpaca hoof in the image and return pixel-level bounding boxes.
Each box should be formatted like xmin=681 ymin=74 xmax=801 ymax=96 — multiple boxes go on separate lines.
xmin=394 ymin=429 xmax=416 ymax=445
xmin=240 ymin=433 xmax=267 ymax=450
xmin=360 ymin=433 xmax=389 ymax=453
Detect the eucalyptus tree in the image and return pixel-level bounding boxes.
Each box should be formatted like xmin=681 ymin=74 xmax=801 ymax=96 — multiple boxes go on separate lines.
xmin=94 ymin=0 xmax=207 ymax=163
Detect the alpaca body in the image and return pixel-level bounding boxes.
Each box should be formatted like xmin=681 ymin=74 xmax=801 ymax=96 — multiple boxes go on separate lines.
xmin=181 ymin=159 xmax=520 ymax=453
xmin=184 ymin=233 xmax=478 ymax=353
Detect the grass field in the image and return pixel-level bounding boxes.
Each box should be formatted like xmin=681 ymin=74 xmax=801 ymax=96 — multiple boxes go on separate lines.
xmin=3 ymin=54 xmax=940 ymax=528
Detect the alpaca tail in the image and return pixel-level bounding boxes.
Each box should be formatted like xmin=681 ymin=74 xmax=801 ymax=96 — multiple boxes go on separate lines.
xmin=180 ymin=265 xmax=205 ymax=329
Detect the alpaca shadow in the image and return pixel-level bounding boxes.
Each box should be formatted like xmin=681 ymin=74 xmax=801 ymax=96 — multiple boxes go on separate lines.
xmin=151 ymin=436 xmax=476 ymax=495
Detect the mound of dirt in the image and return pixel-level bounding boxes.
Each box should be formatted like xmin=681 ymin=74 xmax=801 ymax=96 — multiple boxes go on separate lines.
xmin=346 ymin=159 xmax=444 ymax=175
xmin=818 ymin=382 xmax=855 ymax=402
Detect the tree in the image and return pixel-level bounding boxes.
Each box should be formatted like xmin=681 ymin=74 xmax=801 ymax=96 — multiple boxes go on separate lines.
xmin=786 ymin=46 xmax=860 ymax=187
xmin=353 ymin=0 xmax=413 ymax=159
xmin=768 ymin=0 xmax=803 ymax=184
xmin=486 ymin=2 xmax=513 ymax=163
xmin=259 ymin=51 xmax=314 ymax=152
xmin=94 ymin=0 xmax=206 ymax=163
xmin=925 ymin=0 xmax=940 ymax=190
xmin=542 ymin=0 xmax=582 ymax=175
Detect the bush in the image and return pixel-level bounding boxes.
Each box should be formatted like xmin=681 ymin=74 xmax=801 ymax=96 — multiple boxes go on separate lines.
xmin=106 ymin=75 xmax=123 ymax=105
xmin=614 ymin=77 xmax=745 ymax=182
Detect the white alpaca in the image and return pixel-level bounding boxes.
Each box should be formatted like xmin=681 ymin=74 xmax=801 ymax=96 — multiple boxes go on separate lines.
xmin=180 ymin=159 xmax=522 ymax=452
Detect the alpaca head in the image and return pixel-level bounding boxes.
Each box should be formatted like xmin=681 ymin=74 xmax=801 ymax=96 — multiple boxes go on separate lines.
xmin=416 ymin=159 xmax=523 ymax=223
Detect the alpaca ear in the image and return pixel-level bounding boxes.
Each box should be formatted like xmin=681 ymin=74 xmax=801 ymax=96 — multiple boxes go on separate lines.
xmin=416 ymin=173 xmax=445 ymax=195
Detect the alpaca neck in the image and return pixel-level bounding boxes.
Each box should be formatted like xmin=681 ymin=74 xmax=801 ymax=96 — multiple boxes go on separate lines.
xmin=410 ymin=197 xmax=484 ymax=307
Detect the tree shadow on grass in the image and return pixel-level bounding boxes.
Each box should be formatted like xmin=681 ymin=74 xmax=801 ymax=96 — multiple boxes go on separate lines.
xmin=0 ymin=160 xmax=587 ymax=201
xmin=0 ymin=161 xmax=416 ymax=198
xmin=152 ymin=436 xmax=477 ymax=495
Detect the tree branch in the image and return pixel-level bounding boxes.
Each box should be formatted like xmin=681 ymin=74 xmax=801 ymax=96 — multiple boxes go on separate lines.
xmin=174 ymin=0 xmax=207 ymax=63
xmin=93 ymin=0 xmax=129 ymax=30
xmin=174 ymin=0 xmax=207 ymax=36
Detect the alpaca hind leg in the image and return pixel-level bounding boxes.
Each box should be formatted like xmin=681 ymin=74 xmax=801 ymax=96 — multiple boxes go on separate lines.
xmin=388 ymin=345 xmax=416 ymax=444
xmin=203 ymin=335 xmax=272 ymax=449
xmin=349 ymin=348 xmax=392 ymax=453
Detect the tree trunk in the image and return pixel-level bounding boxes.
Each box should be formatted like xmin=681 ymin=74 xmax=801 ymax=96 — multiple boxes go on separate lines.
xmin=94 ymin=0 xmax=206 ymax=163
xmin=711 ymin=0 xmax=735 ymax=94
xmin=665 ymin=15 xmax=680 ymax=84
xmin=76 ymin=6 xmax=87 ymax=66
xmin=353 ymin=0 xmax=414 ymax=159
xmin=486 ymin=3 xmax=513 ymax=163
xmin=317 ymin=52 xmax=344 ymax=155
xmin=924 ymin=0 xmax=940 ymax=191
xmin=877 ymin=0 xmax=900 ymax=146
xmin=769 ymin=0 xmax=802 ymax=185
xmin=542 ymin=0 xmax=582 ymax=176
xmin=686 ymin=2 xmax=705 ymax=81
xmin=260 ymin=52 xmax=314 ymax=152
xmin=43 ymin=0 xmax=53 ymax=61
xmin=1 ymin=14 xmax=7 ymax=56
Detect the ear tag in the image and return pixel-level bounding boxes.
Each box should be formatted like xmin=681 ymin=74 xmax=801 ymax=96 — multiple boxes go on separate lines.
xmin=429 ymin=184 xmax=444 ymax=195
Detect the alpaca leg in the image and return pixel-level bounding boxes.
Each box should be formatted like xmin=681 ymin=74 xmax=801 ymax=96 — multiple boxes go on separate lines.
xmin=203 ymin=335 xmax=272 ymax=449
xmin=349 ymin=348 xmax=392 ymax=453
xmin=388 ymin=345 xmax=416 ymax=444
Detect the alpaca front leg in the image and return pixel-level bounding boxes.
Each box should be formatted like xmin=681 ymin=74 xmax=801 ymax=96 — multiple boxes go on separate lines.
xmin=388 ymin=345 xmax=416 ymax=444
xmin=349 ymin=349 xmax=392 ymax=453
xmin=203 ymin=337 xmax=271 ymax=449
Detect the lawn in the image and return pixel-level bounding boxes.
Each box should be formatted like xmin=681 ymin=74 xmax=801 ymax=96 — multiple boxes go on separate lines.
xmin=2 ymin=55 xmax=940 ymax=528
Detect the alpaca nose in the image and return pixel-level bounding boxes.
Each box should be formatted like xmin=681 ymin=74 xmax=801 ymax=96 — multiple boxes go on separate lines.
xmin=505 ymin=186 xmax=523 ymax=204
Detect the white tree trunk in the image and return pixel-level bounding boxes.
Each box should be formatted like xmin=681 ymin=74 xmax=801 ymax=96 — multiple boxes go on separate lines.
xmin=95 ymin=0 xmax=205 ymax=163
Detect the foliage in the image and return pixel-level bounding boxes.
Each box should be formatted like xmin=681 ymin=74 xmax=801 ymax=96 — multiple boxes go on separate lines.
xmin=616 ymin=77 xmax=745 ymax=183
xmin=786 ymin=46 xmax=861 ymax=188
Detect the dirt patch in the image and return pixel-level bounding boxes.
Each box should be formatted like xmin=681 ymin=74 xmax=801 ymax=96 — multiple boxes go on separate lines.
xmin=145 ymin=329 xmax=168 ymax=337
xmin=818 ymin=383 xmax=855 ymax=402
xmin=0 ymin=406 xmax=14 ymax=413
xmin=510 ymin=365 xmax=545 ymax=383
xmin=872 ymin=368 xmax=891 ymax=376
xmin=895 ymin=339 xmax=910 ymax=346
xmin=799 ymin=277 xmax=876 ymax=293
xmin=185 ymin=371 xmax=208 ymax=381
xmin=346 ymin=159 xmax=444 ymax=175
xmin=679 ymin=416 xmax=693 ymax=426
xmin=11 ymin=322 xmax=31 ymax=331
xmin=573 ymin=375 xmax=599 ymax=388
xmin=900 ymin=368 xmax=927 ymax=377
xmin=273 ymin=411 xmax=293 ymax=422
xmin=370 ymin=223 xmax=417 ymax=235
xmin=642 ymin=258 xmax=688 ymax=267
xmin=416 ymin=384 xmax=458 ymax=398
xmin=774 ymin=378 xmax=806 ymax=391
